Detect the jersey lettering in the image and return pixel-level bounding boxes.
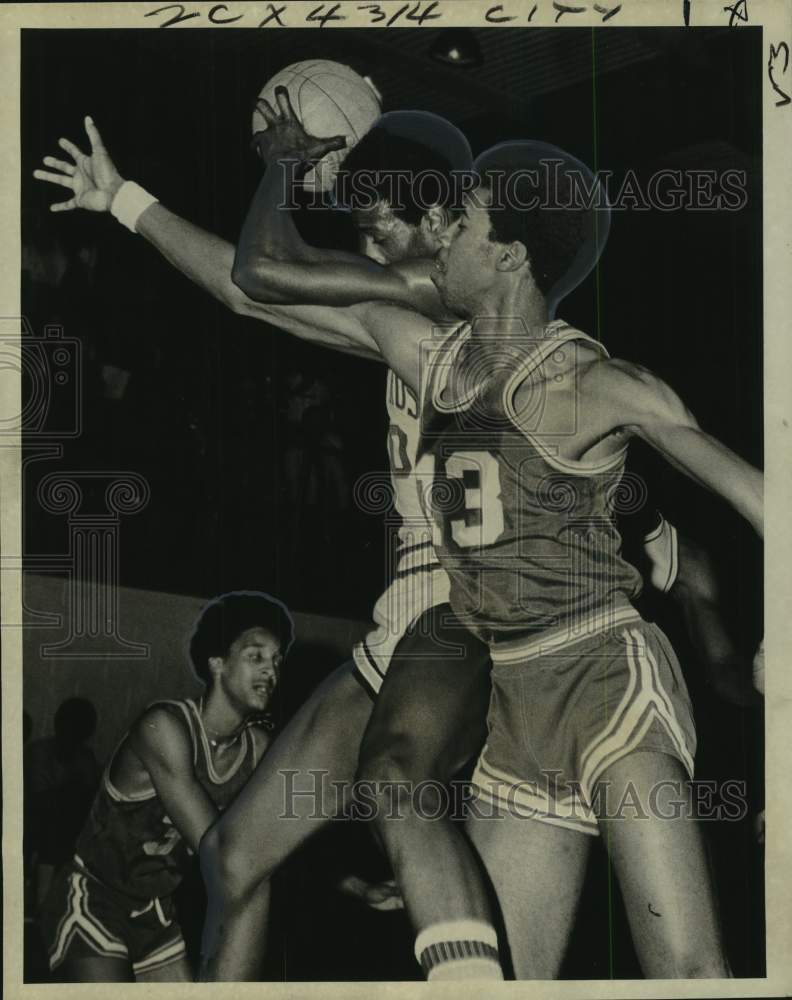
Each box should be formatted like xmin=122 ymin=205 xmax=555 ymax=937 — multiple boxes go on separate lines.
xmin=389 ymin=374 xmax=418 ymax=419
xmin=420 ymin=451 xmax=505 ymax=549
xmin=445 ymin=452 xmax=505 ymax=548
xmin=387 ymin=424 xmax=411 ymax=477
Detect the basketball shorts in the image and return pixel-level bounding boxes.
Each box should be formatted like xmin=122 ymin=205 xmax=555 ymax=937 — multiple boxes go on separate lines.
xmin=39 ymin=856 xmax=186 ymax=977
xmin=472 ymin=605 xmax=697 ymax=836
xmin=352 ymin=550 xmax=452 ymax=698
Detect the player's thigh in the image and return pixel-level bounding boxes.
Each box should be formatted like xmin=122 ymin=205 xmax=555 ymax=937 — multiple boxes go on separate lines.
xmin=358 ymin=605 xmax=491 ymax=778
xmin=136 ymin=955 xmax=192 ymax=982
xmin=595 ymin=751 xmax=729 ymax=977
xmin=210 ymin=660 xmax=373 ymax=869
xmin=467 ymin=808 xmax=590 ymax=979
xmin=57 ymin=956 xmax=133 ymax=982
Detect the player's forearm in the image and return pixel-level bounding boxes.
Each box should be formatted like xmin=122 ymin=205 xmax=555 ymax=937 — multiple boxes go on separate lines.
xmin=642 ymin=423 xmax=763 ymax=536
xmin=131 ymin=199 xmax=378 ymax=357
xmin=136 ymin=202 xmax=242 ymax=311
xmin=235 ymin=160 xmax=316 ymax=273
xmin=233 ymin=161 xmax=372 ymax=304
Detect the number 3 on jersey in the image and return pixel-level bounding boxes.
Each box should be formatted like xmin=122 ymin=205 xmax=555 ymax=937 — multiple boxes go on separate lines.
xmin=418 ymin=451 xmax=505 ymax=549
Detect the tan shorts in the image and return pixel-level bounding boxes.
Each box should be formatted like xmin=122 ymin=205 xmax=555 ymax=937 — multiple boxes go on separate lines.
xmin=472 ymin=606 xmax=697 ymax=835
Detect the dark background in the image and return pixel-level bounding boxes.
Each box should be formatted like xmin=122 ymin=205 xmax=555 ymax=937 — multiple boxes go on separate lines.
xmin=21 ymin=26 xmax=764 ymax=981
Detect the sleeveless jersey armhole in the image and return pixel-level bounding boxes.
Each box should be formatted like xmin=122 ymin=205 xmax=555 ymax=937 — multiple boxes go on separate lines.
xmin=106 ymin=700 xmax=199 ymax=803
xmin=105 ymin=700 xmax=192 ymax=804
xmin=501 ymin=325 xmax=628 ymax=476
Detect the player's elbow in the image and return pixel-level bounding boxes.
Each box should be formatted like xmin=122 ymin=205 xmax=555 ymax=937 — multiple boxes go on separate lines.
xmin=231 ymin=257 xmax=289 ymax=305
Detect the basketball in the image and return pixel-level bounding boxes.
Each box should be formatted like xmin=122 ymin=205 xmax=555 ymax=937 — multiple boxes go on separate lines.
xmin=252 ymin=60 xmax=382 ymax=191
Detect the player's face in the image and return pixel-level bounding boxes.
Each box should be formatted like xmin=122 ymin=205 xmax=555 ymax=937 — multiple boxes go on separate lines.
xmin=432 ymin=187 xmax=498 ymax=317
xmin=219 ymin=627 xmax=283 ymax=713
xmin=353 ymin=201 xmax=430 ymax=265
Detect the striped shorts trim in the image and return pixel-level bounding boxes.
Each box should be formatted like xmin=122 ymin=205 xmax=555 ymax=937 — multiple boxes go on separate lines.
xmin=578 ymin=625 xmax=695 ymax=802
xmin=489 ymin=604 xmax=642 ymax=665
xmin=472 ymin=618 xmax=695 ymax=835
xmin=46 ymin=862 xmax=186 ymax=977
xmin=132 ymin=935 xmax=187 ymax=976
xmin=49 ymin=871 xmax=128 ymax=969
xmin=473 ymin=753 xmax=599 ymax=834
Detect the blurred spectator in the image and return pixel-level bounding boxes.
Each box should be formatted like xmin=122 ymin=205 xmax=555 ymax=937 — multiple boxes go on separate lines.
xmin=281 ymin=370 xmax=350 ymax=609
xmin=24 ymin=698 xmax=101 ymax=910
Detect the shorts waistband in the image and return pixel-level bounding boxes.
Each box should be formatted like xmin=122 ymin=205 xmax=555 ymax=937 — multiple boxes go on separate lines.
xmin=395 ymin=541 xmax=440 ymax=575
xmin=489 ymin=604 xmax=642 ymax=665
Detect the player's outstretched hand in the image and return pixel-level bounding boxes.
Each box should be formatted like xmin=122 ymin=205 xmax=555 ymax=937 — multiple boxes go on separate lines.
xmin=251 ymin=85 xmax=346 ymax=167
xmin=336 ymin=874 xmax=405 ymax=912
xmin=33 ymin=116 xmax=124 ymax=213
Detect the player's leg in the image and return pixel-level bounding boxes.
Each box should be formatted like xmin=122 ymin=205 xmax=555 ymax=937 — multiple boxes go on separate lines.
xmin=56 ymin=956 xmax=134 ymax=982
xmin=466 ymin=809 xmax=590 ymax=979
xmin=136 ymin=955 xmax=192 ymax=982
xmin=355 ymin=603 xmax=499 ymax=979
xmin=595 ymin=751 xmax=731 ymax=978
xmin=582 ymin=619 xmax=730 ymax=976
xmin=198 ymin=659 xmax=373 ymax=981
xmin=131 ymin=906 xmax=191 ymax=982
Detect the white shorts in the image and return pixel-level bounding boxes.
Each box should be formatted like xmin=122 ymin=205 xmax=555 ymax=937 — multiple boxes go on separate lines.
xmin=352 ymin=559 xmax=452 ymax=697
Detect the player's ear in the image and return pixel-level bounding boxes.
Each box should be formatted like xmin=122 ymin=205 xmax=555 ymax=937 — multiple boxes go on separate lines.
xmin=208 ymin=655 xmax=225 ymax=681
xmin=421 ymin=205 xmax=452 ymax=238
xmin=495 ymin=240 xmax=529 ymax=273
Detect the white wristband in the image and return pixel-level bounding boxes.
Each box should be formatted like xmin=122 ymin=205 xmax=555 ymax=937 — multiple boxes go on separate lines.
xmin=110 ymin=181 xmax=158 ymax=233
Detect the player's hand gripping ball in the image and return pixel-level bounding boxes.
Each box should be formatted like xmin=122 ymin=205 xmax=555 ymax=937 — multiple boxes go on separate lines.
xmin=252 ymin=60 xmax=381 ymax=191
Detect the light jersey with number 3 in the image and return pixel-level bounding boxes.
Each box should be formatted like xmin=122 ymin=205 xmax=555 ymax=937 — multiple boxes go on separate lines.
xmin=385 ymin=368 xmax=445 ymax=574
xmin=415 ymin=320 xmax=643 ymax=640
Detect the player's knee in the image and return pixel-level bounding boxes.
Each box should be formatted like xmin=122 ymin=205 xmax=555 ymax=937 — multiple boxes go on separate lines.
xmin=199 ymin=822 xmax=268 ymax=903
xmin=357 ymin=726 xmax=430 ymax=784
xmin=356 ymin=739 xmax=446 ymax=821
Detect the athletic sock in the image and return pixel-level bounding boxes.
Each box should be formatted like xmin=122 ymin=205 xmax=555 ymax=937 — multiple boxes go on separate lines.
xmin=414 ymin=919 xmax=503 ymax=981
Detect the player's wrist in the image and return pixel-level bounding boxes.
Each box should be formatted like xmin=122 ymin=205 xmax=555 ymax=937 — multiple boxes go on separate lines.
xmin=110 ymin=180 xmax=158 ymax=232
xmin=106 ymin=176 xmax=125 ymax=202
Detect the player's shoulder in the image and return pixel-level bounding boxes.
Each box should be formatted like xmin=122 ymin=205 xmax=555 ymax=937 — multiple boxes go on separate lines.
xmin=579 ymin=356 xmax=660 ymax=400
xmin=580 ymin=357 xmax=688 ymax=429
xmin=129 ymin=700 xmax=196 ymax=759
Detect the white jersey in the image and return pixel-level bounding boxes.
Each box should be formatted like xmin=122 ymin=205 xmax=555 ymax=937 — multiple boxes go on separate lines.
xmin=385 ymin=369 xmax=439 ymax=573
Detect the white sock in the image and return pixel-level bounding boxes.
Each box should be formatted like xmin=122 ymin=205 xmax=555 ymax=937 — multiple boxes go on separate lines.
xmin=414 ymin=919 xmax=503 ymax=981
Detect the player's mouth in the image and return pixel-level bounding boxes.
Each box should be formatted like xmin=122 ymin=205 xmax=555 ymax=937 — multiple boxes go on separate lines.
xmin=252 ymin=681 xmax=272 ymax=700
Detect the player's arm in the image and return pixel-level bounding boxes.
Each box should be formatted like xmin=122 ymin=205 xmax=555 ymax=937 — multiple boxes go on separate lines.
xmin=233 ymin=87 xmax=442 ymax=315
xmin=349 ymin=300 xmax=434 ymax=394
xmin=670 ymin=533 xmax=760 ymax=706
xmin=233 ymin=87 xmax=436 ymax=311
xmin=126 ymin=706 xmax=218 ymax=853
xmin=32 ymin=117 xmax=381 ymax=362
xmin=590 ymin=359 xmax=763 ymax=536
xmin=233 ymin=156 xmax=417 ymax=308
xmin=134 ymin=201 xmax=382 ymax=360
